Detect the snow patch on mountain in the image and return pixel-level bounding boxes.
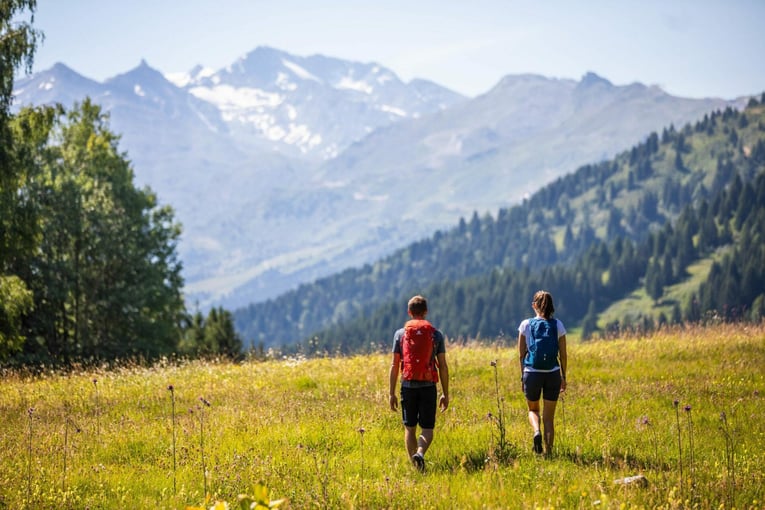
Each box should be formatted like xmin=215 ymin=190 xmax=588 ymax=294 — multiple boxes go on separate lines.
xmin=276 ymin=73 xmax=297 ymax=91
xmin=189 ymin=85 xmax=283 ymax=110
xmin=379 ymin=104 xmax=408 ymax=117
xmin=282 ymin=59 xmax=321 ymax=82
xmin=166 ymin=66 xmax=216 ymax=87
xmin=336 ymin=76 xmax=373 ymax=94
xmin=353 ymin=191 xmax=389 ymax=202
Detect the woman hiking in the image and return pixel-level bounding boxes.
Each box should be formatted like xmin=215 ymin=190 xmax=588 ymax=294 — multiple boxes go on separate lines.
xmin=518 ymin=290 xmax=567 ymax=455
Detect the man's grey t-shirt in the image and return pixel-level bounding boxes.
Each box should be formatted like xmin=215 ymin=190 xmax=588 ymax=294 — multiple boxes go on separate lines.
xmin=393 ymin=325 xmax=445 ymax=388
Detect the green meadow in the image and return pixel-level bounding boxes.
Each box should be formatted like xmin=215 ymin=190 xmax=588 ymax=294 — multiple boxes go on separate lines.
xmin=1 ymin=323 xmax=763 ymax=509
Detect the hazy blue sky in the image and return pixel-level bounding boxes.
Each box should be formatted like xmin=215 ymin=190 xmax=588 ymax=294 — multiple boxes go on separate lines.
xmin=26 ymin=0 xmax=765 ymax=99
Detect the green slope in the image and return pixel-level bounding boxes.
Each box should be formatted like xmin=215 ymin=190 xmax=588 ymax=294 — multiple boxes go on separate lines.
xmin=597 ymin=249 xmax=728 ymax=330
xmin=235 ymin=99 xmax=765 ymax=350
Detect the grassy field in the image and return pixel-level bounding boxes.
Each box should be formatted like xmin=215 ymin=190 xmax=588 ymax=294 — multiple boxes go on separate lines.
xmin=1 ymin=323 xmax=763 ymax=509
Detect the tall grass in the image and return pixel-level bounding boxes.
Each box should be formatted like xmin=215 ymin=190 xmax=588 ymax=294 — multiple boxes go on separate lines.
xmin=0 ymin=323 xmax=763 ymax=509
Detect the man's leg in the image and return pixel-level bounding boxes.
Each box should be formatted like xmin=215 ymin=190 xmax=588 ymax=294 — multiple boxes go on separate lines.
xmin=417 ymin=385 xmax=437 ymax=458
xmin=417 ymin=428 xmax=433 ymax=456
xmin=404 ymin=426 xmax=418 ymax=457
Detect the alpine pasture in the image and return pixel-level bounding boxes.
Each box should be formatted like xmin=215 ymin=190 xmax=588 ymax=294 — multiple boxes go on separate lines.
xmin=1 ymin=322 xmax=763 ymax=509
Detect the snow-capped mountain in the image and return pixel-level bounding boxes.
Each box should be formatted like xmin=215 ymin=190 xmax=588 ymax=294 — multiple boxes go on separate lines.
xmin=12 ymin=49 xmax=467 ymax=307
xmin=12 ymin=48 xmax=745 ymax=311
xmin=169 ymin=46 xmax=465 ymax=159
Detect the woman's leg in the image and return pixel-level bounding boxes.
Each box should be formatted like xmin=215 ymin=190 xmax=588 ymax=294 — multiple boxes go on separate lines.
xmin=540 ymin=370 xmax=562 ymax=454
xmin=527 ymin=400 xmax=541 ymax=434
xmin=527 ymin=399 xmax=543 ymax=453
xmin=524 ymin=372 xmax=545 ymax=453
xmin=542 ymin=399 xmax=558 ymax=453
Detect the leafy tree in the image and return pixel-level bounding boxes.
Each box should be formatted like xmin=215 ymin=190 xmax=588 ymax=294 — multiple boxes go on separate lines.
xmin=0 ymin=0 xmax=41 ymax=358
xmin=0 ymin=275 xmax=32 ymax=360
xmin=0 ymin=1 xmax=40 ymax=114
xmin=10 ymin=100 xmax=186 ymax=363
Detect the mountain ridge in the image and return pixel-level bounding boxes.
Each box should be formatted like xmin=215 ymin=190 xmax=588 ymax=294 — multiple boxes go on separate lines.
xmin=12 ymin=49 xmax=748 ymax=312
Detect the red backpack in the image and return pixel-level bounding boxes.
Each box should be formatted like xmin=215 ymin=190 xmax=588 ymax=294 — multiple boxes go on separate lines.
xmin=401 ymin=319 xmax=439 ymax=382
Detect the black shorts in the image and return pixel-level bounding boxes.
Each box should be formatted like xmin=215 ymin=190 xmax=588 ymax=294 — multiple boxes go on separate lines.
xmin=401 ymin=385 xmax=437 ymax=429
xmin=523 ymin=370 xmax=562 ymax=402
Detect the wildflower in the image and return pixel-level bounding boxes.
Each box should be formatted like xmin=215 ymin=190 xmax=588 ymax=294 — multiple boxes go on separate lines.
xmin=684 ymin=405 xmax=692 ymax=412
xmin=490 ymin=360 xmax=497 ymax=367
xmin=92 ymin=378 xmax=98 ymax=385
xmin=673 ymin=399 xmax=679 ymax=408
xmin=638 ymin=415 xmax=651 ymax=426
xmin=358 ymin=427 xmax=365 ymax=435
xmin=200 ymin=397 xmax=211 ymax=407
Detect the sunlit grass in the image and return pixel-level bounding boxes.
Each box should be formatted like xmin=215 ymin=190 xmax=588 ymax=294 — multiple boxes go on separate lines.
xmin=1 ymin=322 xmax=763 ymax=509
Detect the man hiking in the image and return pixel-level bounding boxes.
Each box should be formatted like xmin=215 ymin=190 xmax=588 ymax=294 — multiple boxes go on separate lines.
xmin=389 ymin=295 xmax=450 ymax=472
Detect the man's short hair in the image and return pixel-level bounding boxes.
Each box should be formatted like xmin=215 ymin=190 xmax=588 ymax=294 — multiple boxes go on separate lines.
xmin=408 ymin=295 xmax=428 ymax=316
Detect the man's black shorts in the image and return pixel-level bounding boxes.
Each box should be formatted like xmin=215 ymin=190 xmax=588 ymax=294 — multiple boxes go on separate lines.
xmin=401 ymin=385 xmax=437 ymax=429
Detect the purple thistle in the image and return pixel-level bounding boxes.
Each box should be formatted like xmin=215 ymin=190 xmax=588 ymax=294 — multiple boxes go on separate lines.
xmin=490 ymin=360 xmax=497 ymax=367
xmin=167 ymin=384 xmax=174 ymax=392
xmin=684 ymin=405 xmax=692 ymax=412
xmin=673 ymin=399 xmax=679 ymax=408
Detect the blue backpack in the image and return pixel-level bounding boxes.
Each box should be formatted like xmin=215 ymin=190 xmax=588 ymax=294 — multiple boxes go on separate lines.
xmin=524 ymin=318 xmax=559 ymax=370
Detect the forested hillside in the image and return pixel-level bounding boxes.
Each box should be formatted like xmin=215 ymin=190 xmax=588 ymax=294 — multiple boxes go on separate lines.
xmin=235 ymin=97 xmax=765 ymax=351
xmin=1 ymin=5 xmax=243 ymax=366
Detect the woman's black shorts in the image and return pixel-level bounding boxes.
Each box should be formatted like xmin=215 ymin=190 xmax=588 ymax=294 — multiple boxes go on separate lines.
xmin=522 ymin=370 xmax=562 ymax=402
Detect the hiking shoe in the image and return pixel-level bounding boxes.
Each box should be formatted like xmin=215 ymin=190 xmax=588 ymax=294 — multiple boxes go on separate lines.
xmin=411 ymin=452 xmax=425 ymax=472
xmin=533 ymin=432 xmax=543 ymax=454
